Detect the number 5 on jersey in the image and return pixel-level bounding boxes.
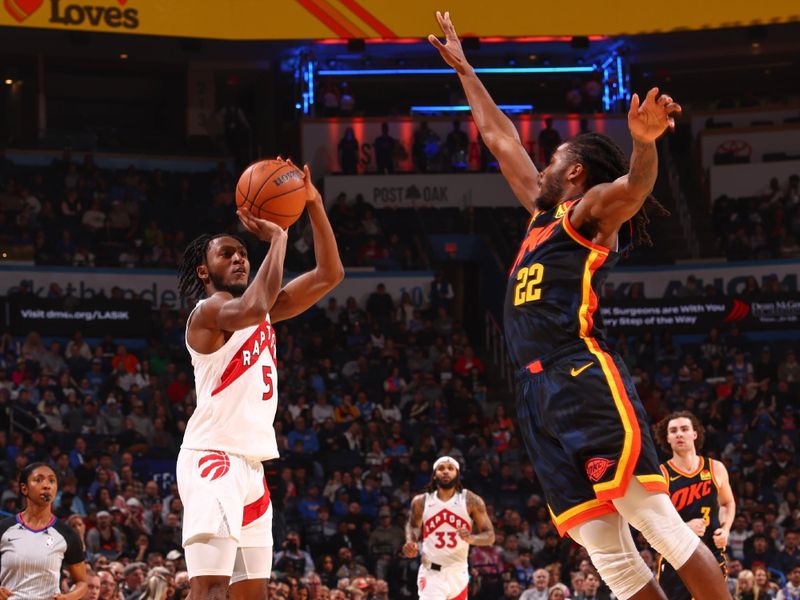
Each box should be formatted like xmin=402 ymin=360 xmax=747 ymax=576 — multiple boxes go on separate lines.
xmin=514 ymin=263 xmax=544 ymax=306
xmin=262 ymin=366 xmax=273 ymax=401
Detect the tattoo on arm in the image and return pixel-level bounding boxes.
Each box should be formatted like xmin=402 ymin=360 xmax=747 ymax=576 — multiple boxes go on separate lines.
xmin=406 ymin=496 xmax=424 ymax=543
xmin=466 ymin=491 xmax=496 ymax=546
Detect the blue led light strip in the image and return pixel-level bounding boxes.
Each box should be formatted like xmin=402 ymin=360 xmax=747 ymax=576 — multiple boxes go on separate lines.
xmin=318 ymin=66 xmax=595 ymax=76
xmin=411 ymin=104 xmax=533 ymax=113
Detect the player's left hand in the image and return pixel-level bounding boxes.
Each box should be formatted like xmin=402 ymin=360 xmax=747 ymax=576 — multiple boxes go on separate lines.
xmin=712 ymin=527 xmax=729 ymax=550
xmin=286 ymin=159 xmax=322 ymax=206
xmin=457 ymin=527 xmax=474 ymax=544
xmin=628 ymin=87 xmax=682 ymax=144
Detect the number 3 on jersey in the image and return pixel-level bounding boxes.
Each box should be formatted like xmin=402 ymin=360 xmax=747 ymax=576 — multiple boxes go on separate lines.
xmin=262 ymin=366 xmax=273 ymax=401
xmin=434 ymin=531 xmax=458 ymax=549
xmin=514 ymin=263 xmax=544 ymax=306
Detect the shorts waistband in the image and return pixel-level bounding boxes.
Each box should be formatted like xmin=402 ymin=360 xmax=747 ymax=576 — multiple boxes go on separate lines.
xmin=421 ymin=557 xmax=461 ymax=571
xmin=516 ymin=339 xmax=607 ymax=379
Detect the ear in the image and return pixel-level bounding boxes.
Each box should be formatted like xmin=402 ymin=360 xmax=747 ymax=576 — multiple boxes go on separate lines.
xmin=196 ymin=264 xmax=209 ymax=285
xmin=566 ymin=163 xmax=584 ymax=184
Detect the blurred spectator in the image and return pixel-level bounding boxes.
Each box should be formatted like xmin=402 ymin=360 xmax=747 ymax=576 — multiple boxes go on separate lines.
xmin=338 ymin=128 xmax=360 ymax=175
xmin=374 ymin=123 xmax=397 ymax=174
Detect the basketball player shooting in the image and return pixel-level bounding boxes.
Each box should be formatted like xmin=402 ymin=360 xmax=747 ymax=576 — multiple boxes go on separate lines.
xmin=176 ymin=159 xmax=344 ymax=600
xmin=655 ymin=412 xmax=735 ymax=600
xmin=430 ymin=10 xmax=731 ymax=600
xmin=403 ymin=457 xmax=495 ymax=600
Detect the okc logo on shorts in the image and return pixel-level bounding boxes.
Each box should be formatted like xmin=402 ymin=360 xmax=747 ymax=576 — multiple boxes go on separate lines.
xmin=585 ymin=457 xmax=615 ymax=482
xmin=198 ymin=450 xmax=230 ymax=481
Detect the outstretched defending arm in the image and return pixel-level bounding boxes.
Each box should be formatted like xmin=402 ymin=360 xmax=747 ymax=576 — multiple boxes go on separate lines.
xmin=572 ymin=87 xmax=682 ymax=237
xmin=458 ymin=490 xmax=495 ymax=546
xmin=269 ymin=162 xmax=345 ymax=323
xmin=429 ymin=11 xmax=539 ymax=214
xmin=403 ymin=495 xmax=425 ymax=558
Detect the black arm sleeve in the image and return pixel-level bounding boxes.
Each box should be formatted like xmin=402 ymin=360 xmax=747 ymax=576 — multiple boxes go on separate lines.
xmin=54 ymin=520 xmax=85 ymax=565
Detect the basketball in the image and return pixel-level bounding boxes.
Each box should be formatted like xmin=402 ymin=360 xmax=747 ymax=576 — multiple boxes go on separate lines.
xmin=236 ymin=159 xmax=307 ymax=229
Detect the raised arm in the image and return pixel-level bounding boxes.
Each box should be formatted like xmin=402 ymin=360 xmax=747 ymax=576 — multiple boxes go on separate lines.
xmin=429 ymin=11 xmax=539 ymax=214
xmin=269 ymin=163 xmax=344 ymax=323
xmin=572 ymin=87 xmax=682 ymax=237
xmin=711 ymin=459 xmax=736 ymax=551
xmin=459 ymin=490 xmax=495 ymax=546
xmin=190 ymin=209 xmax=288 ymax=339
xmin=402 ymin=494 xmax=425 ymax=557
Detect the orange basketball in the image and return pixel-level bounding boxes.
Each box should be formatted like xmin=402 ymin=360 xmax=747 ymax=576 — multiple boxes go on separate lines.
xmin=236 ymin=159 xmax=306 ymax=229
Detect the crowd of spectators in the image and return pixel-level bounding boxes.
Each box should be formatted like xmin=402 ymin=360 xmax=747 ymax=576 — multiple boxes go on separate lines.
xmin=0 ymin=151 xmax=425 ymax=273
xmin=0 ymin=268 xmax=798 ymax=599
xmin=712 ymin=174 xmax=800 ymax=260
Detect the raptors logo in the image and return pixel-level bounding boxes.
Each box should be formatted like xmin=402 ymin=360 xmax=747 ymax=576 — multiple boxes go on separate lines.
xmin=198 ymin=450 xmax=230 ymax=481
xmin=585 ymin=457 xmax=615 ymax=482
xmin=419 ymin=577 xmax=426 ymax=591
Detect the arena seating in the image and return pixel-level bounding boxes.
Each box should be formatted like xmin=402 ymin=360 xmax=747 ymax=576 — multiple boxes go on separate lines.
xmin=0 ymin=267 xmax=797 ymax=597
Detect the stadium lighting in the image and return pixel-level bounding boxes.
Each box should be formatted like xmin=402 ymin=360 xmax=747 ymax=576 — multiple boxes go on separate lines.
xmin=411 ymin=104 xmax=533 ymax=114
xmin=4 ymin=79 xmax=12 ymax=86
xmin=317 ymin=66 xmax=595 ymax=76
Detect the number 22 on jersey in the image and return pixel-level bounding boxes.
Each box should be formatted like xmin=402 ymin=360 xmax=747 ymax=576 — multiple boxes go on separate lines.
xmin=514 ymin=263 xmax=545 ymax=306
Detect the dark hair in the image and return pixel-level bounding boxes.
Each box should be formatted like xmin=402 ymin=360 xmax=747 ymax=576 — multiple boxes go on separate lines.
xmin=177 ymin=233 xmax=245 ymax=298
xmin=654 ymin=411 xmax=705 ymax=453
xmin=19 ymin=462 xmax=57 ymax=486
xmin=565 ymin=132 xmax=670 ymax=255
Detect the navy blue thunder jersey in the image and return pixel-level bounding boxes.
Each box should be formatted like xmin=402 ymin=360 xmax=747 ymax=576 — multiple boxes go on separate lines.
xmin=662 ymin=457 xmax=724 ymax=559
xmin=504 ymin=198 xmax=620 ymax=368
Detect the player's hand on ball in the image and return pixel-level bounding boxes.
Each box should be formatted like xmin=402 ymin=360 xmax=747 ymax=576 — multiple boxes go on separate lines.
xmin=286 ymin=159 xmax=322 ymax=206
xmin=712 ymin=527 xmax=729 ymax=549
xmin=237 ymin=206 xmax=287 ymax=242
xmin=428 ymin=11 xmax=470 ymax=75
xmin=0 ymin=588 xmax=13 ymax=600
xmin=687 ymin=518 xmax=707 ymax=537
xmin=628 ymin=87 xmax=682 ymax=143
xmin=457 ymin=528 xmax=473 ymax=543
xmin=402 ymin=541 xmax=419 ymax=558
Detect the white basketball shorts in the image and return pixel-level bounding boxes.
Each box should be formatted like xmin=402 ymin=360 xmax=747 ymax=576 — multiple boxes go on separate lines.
xmin=417 ymin=563 xmax=469 ymax=600
xmin=177 ymin=448 xmax=273 ymax=550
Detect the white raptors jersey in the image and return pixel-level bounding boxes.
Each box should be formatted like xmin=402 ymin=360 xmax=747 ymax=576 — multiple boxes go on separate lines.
xmin=181 ymin=300 xmax=279 ymax=461
xmin=421 ymin=489 xmax=473 ymax=567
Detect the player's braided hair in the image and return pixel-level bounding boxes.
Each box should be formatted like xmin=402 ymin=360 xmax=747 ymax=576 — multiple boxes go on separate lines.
xmin=178 ymin=233 xmax=244 ymax=299
xmin=566 ymin=132 xmax=670 ymax=255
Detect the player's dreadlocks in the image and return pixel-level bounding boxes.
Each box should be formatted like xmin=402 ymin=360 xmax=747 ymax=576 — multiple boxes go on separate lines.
xmin=177 ymin=233 xmax=243 ymax=299
xmin=566 ymin=132 xmax=670 ymax=255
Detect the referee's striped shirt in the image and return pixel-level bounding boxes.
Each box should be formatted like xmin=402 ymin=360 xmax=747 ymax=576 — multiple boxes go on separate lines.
xmin=0 ymin=513 xmax=84 ymax=599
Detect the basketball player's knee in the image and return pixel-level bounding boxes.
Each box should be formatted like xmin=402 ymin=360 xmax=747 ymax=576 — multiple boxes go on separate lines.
xmin=631 ymin=511 xmax=698 ymax=570
xmin=190 ymin=575 xmax=229 ymax=599
xmin=613 ymin=481 xmax=699 ymax=569
xmin=589 ymin=550 xmax=652 ymax=600
xmin=569 ymin=519 xmax=652 ymax=600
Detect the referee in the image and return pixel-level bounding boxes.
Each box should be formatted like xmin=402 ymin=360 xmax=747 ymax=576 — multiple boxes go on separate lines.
xmin=0 ymin=462 xmax=88 ymax=600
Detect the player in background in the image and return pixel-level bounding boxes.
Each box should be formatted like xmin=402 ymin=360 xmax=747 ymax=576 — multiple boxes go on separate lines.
xmin=655 ymin=411 xmax=735 ymax=599
xmin=430 ymin=10 xmax=731 ymax=600
xmin=403 ymin=457 xmax=495 ymax=600
xmin=176 ymin=160 xmax=343 ymax=600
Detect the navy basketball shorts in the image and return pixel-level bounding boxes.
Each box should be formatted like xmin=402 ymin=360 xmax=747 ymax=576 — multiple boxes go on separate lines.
xmin=514 ymin=338 xmax=667 ymax=536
